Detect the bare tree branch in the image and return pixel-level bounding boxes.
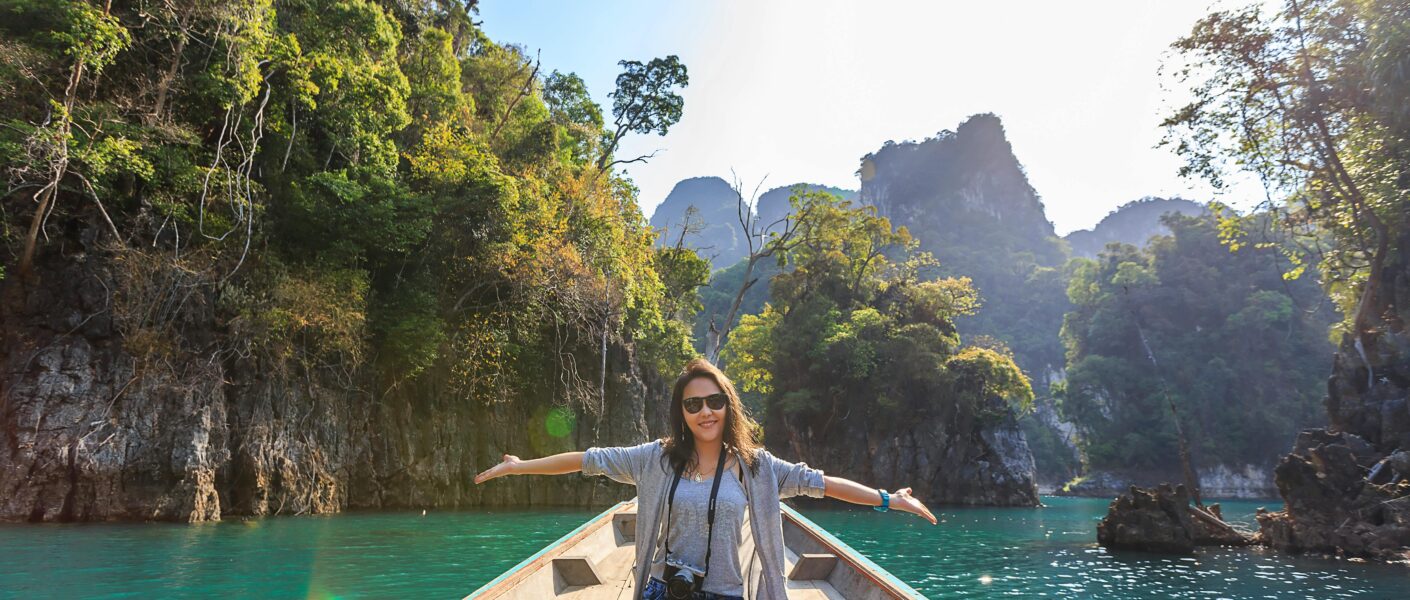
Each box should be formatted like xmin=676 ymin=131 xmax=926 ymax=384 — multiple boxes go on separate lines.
xmin=490 ymin=49 xmax=540 ymax=142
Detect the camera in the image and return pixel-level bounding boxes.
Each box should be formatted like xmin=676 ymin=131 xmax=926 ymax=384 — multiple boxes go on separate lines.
xmin=663 ymin=555 xmax=706 ymax=599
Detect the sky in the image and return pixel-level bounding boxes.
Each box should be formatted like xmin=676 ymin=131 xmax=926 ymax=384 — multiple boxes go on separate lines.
xmin=479 ymin=0 xmax=1263 ymax=236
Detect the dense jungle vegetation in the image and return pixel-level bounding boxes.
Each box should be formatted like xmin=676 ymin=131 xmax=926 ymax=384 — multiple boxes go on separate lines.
xmin=1058 ymin=212 xmax=1337 ymax=472
xmin=3 ymin=0 xmax=1407 ymax=499
xmin=0 ymin=0 xmax=711 ymax=408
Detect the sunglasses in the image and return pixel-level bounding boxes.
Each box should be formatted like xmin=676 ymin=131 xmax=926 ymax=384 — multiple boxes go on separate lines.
xmin=682 ymin=392 xmax=728 ymax=414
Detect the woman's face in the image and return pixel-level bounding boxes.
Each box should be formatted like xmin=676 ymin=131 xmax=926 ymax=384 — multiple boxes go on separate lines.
xmin=681 ymin=376 xmax=727 ymax=445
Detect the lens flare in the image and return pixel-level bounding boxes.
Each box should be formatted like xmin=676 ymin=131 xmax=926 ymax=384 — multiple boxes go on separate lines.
xmin=545 ymin=407 xmax=575 ymax=438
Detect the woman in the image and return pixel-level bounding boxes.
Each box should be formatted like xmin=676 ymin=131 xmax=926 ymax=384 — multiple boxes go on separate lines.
xmin=473 ymin=358 xmax=936 ymax=600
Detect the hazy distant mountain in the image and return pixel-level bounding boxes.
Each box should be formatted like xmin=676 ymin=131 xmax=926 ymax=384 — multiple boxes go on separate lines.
xmin=860 ymin=113 xmax=1065 ymax=266
xmin=754 ymin=183 xmax=858 ymax=232
xmin=1063 ymin=197 xmax=1208 ymax=258
xmin=648 ymin=177 xmax=749 ymax=269
xmin=648 ymin=178 xmax=857 ymax=271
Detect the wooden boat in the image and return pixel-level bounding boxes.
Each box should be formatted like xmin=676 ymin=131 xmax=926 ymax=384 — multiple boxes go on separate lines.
xmin=465 ymin=498 xmax=925 ymax=599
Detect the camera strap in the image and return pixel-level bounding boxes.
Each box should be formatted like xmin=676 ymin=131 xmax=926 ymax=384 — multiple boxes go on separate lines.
xmin=664 ymin=446 xmax=729 ymax=578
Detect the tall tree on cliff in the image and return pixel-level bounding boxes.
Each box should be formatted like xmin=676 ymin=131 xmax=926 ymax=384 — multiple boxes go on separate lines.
xmin=1164 ymin=0 xmax=1410 ymax=559
xmin=595 ymin=55 xmax=687 ymax=174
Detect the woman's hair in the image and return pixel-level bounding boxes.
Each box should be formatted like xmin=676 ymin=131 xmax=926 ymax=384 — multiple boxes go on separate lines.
xmin=661 ymin=357 xmax=762 ymax=475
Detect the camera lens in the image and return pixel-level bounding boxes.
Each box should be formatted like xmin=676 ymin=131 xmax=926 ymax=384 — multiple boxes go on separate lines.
xmin=666 ymin=570 xmax=695 ymax=599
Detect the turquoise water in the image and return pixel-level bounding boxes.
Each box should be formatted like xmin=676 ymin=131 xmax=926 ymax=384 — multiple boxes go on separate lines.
xmin=0 ymin=497 xmax=1405 ymax=598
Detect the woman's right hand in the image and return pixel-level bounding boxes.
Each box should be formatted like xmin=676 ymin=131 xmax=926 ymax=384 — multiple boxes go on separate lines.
xmin=474 ymin=454 xmax=521 ymax=484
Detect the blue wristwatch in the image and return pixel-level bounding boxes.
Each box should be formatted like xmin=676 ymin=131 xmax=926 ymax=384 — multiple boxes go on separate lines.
xmin=874 ymin=488 xmax=889 ymax=512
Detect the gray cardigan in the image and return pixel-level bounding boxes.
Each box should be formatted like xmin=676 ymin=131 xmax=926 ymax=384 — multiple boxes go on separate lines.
xmin=582 ymin=440 xmax=827 ymax=600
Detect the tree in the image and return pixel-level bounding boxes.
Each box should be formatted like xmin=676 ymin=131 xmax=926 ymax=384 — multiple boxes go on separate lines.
xmin=725 ymin=193 xmax=1029 ymax=456
xmin=595 ymin=55 xmax=687 ymax=172
xmin=0 ymin=0 xmax=698 ymax=409
xmin=542 ymin=70 xmax=604 ymax=166
xmin=706 ymin=182 xmax=821 ymax=363
xmin=1161 ymin=0 xmax=1410 ymax=363
xmin=14 ymin=1 xmax=130 ymax=277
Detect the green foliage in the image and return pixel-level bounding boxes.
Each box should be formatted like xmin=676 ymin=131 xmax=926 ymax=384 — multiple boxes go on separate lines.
xmin=608 ymin=55 xmax=687 ymax=136
xmin=543 ymin=71 xmax=604 ymax=166
xmin=653 ymin=245 xmax=711 ymax=321
xmin=598 ymin=55 xmax=688 ymax=169
xmin=1059 ymin=213 xmax=1334 ymax=471
xmin=287 ymin=0 xmax=411 ymax=172
xmin=724 ymin=190 xmax=1029 ymax=439
xmin=0 ymin=1 xmax=696 ymax=414
xmin=693 ymin=256 xmax=781 ymax=355
xmin=945 ymin=345 xmax=1034 ymax=416
xmin=370 ymin=285 xmax=444 ymax=378
xmin=725 ymin=305 xmax=781 ymax=395
xmin=401 ymin=26 xmax=472 ymax=141
xmin=54 ymin=3 xmax=128 ymax=71
xmin=1162 ymin=0 xmax=1410 ymax=342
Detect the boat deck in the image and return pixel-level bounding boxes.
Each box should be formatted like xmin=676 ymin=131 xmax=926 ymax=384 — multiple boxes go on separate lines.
xmin=466 ymin=499 xmax=922 ymax=599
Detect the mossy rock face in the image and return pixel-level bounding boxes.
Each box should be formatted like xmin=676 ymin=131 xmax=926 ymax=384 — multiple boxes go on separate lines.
xmin=0 ymin=239 xmax=668 ymax=522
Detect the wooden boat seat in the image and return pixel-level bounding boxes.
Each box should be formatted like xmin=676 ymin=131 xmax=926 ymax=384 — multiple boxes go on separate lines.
xmin=788 ymin=554 xmax=839 ymax=581
xmin=553 ymin=557 xmax=603 ymax=587
xmin=612 ymin=512 xmax=636 ymax=544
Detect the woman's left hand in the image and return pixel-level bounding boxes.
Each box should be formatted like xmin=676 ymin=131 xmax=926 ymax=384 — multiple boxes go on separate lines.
xmin=890 ymin=487 xmax=937 ymax=525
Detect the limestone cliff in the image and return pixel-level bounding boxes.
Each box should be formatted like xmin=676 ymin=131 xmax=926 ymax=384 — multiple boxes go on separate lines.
xmin=857 ymin=113 xmax=1068 ymax=389
xmin=769 ymin=391 xmax=1040 ymax=508
xmin=0 ymin=238 xmax=664 ymax=522
xmin=1058 ymin=464 xmax=1278 ymax=500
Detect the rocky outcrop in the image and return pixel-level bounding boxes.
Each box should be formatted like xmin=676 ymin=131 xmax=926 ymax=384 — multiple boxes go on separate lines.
xmin=0 ymin=244 xmax=664 ymax=522
xmin=772 ymin=393 xmax=1040 ymax=508
xmin=858 ymin=114 xmax=1062 ymax=259
xmin=1253 ymin=229 xmax=1410 ymax=563
xmin=856 ymin=114 xmax=1069 ymax=395
xmin=1254 ymin=430 xmax=1410 ymax=562
xmin=1098 ymin=484 xmax=1198 ymax=553
xmin=1024 ymin=396 xmax=1082 ymax=491
xmin=1097 ymin=484 xmax=1253 ymax=554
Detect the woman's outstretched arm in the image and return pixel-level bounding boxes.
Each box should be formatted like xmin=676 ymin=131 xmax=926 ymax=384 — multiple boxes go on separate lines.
xmin=473 ymin=440 xmax=661 ymax=487
xmin=823 ymin=475 xmax=938 ymax=525
xmin=473 ymin=452 xmax=584 ymax=484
